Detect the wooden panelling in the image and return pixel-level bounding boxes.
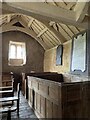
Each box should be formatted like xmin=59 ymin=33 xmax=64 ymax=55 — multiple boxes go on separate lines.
xmin=36 ymin=93 xmax=40 ymax=113
xmin=83 ymin=82 xmax=90 ymax=118
xmin=40 ymin=96 xmax=46 ymax=118
xmin=2 ymin=80 xmax=12 ymax=87
xmin=1 ymin=74 xmax=12 ymax=87
xmin=28 ymin=80 xmax=31 ymax=88
xmin=24 ymin=79 xmax=26 ymax=98
xmin=46 ymin=99 xmax=53 ymax=118
xmin=66 ymin=84 xmax=82 ymax=102
xmin=62 ymin=102 xmax=82 ymax=118
xmin=52 ymin=103 xmax=58 ymax=118
xmin=27 ymin=76 xmax=90 ymax=119
xmin=31 ymin=81 xmax=38 ymax=90
xmin=28 ymin=88 xmax=32 ymax=106
xmin=35 ymin=92 xmax=37 ymax=110
xmin=39 ymin=83 xmax=48 ymax=96
xmin=49 ymin=85 xmax=58 ymax=102
xmin=30 ymin=88 xmax=32 ymax=103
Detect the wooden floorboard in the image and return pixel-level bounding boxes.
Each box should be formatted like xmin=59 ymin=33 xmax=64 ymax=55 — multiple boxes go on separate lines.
xmin=0 ymin=92 xmax=38 ymax=120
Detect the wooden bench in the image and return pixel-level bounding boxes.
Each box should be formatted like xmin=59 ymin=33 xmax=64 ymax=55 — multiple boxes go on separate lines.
xmin=0 ymin=90 xmax=14 ymax=97
xmin=0 ymin=106 xmax=17 ymax=120
xmin=0 ymin=86 xmax=13 ymax=91
xmin=0 ymin=72 xmax=14 ymax=88
xmin=0 ymin=83 xmax=20 ymax=119
xmin=0 ymin=96 xmax=19 ymax=115
xmin=0 ymin=79 xmax=14 ymax=98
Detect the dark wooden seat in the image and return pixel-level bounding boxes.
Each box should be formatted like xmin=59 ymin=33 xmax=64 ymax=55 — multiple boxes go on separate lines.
xmin=0 ymin=78 xmax=14 ymax=98
xmin=0 ymin=83 xmax=20 ymax=119
xmin=0 ymin=90 xmax=13 ymax=94
xmin=0 ymin=106 xmax=17 ymax=113
xmin=0 ymin=106 xmax=17 ymax=120
xmin=0 ymin=86 xmax=13 ymax=90
xmin=0 ymin=96 xmax=18 ymax=102
xmin=1 ymin=73 xmax=13 ymax=87
xmin=0 ymin=96 xmax=19 ymax=115
xmin=0 ymin=90 xmax=14 ymax=98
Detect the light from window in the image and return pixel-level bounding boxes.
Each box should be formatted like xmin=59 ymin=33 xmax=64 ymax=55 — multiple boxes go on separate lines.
xmin=10 ymin=45 xmax=16 ymax=59
xmin=17 ymin=46 xmax=22 ymax=59
xmin=8 ymin=41 xmax=26 ymax=66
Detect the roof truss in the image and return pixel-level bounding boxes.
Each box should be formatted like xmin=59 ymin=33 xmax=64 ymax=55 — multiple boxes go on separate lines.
xmin=1 ymin=2 xmax=89 ymax=29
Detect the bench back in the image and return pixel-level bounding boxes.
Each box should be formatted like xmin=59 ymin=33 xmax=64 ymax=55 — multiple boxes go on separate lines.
xmin=0 ymin=73 xmax=13 ymax=87
xmin=0 ymin=73 xmax=14 ymax=98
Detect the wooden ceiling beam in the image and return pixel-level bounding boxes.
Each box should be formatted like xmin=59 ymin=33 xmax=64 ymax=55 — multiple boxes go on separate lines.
xmin=58 ymin=23 xmax=72 ymax=39
xmin=1 ymin=16 xmax=48 ymax=50
xmin=5 ymin=18 xmax=18 ymax=27
xmin=41 ymin=34 xmax=54 ymax=49
xmin=28 ymin=18 xmax=34 ymax=28
xmin=37 ymin=27 xmax=48 ymax=38
xmin=2 ymin=3 xmax=76 ymax=24
xmin=67 ymin=25 xmax=80 ymax=33
xmin=42 ymin=21 xmax=66 ymax=43
xmin=59 ymin=23 xmax=74 ymax=37
xmin=42 ymin=33 xmax=56 ymax=47
xmin=22 ymin=15 xmax=66 ymax=43
xmin=32 ymin=21 xmax=57 ymax=47
xmin=66 ymin=2 xmax=76 ymax=10
xmin=1 ymin=24 xmax=47 ymax=50
xmin=31 ymin=23 xmax=40 ymax=34
xmin=57 ymin=23 xmax=71 ymax=40
xmin=74 ymin=1 xmax=89 ymax=22
xmin=55 ymin=2 xmax=66 ymax=9
xmin=31 ymin=21 xmax=55 ymax=48
xmin=32 ymin=21 xmax=42 ymax=31
xmin=1 ymin=2 xmax=88 ymax=29
xmin=7 ymin=14 xmax=11 ymax=23
xmin=66 ymin=25 xmax=76 ymax=35
xmin=17 ymin=17 xmax=49 ymax=50
xmin=46 ymin=30 xmax=59 ymax=45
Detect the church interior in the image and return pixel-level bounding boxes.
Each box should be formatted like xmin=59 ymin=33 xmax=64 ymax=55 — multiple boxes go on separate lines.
xmin=0 ymin=1 xmax=90 ymax=119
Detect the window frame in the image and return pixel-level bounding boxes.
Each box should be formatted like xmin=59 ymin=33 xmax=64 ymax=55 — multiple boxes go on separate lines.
xmin=8 ymin=41 xmax=26 ymax=66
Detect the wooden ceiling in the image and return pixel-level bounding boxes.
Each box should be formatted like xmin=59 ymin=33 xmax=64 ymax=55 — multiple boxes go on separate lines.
xmin=0 ymin=1 xmax=89 ymax=50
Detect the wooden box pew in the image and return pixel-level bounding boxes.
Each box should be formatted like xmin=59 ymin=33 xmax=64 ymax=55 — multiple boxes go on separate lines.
xmin=21 ymin=72 xmax=54 ymax=96
xmin=27 ymin=76 xmax=90 ymax=119
xmin=21 ymin=72 xmax=63 ymax=98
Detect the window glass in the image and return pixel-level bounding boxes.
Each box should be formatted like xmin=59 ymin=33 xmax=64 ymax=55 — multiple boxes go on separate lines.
xmin=17 ymin=46 xmax=22 ymax=59
xmin=10 ymin=45 xmax=16 ymax=58
xmin=8 ymin=41 xmax=26 ymax=66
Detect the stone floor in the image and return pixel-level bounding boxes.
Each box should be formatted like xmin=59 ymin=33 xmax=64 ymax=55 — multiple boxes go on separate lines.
xmin=0 ymin=92 xmax=38 ymax=120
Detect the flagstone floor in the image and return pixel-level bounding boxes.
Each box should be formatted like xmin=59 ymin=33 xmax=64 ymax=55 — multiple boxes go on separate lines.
xmin=1 ymin=92 xmax=38 ymax=120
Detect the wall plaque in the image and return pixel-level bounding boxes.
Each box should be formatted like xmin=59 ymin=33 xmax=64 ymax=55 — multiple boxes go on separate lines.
xmin=71 ymin=32 xmax=86 ymax=72
xmin=56 ymin=45 xmax=63 ymax=65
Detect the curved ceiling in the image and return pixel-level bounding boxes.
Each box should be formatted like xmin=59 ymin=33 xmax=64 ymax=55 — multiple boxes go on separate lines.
xmin=0 ymin=1 xmax=89 ymax=50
